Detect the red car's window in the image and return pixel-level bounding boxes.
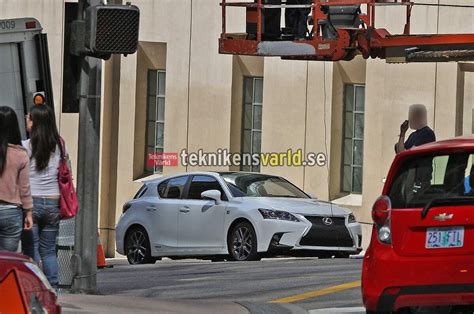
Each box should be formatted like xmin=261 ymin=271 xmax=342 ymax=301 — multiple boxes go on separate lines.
xmin=388 ymin=152 xmax=474 ymax=208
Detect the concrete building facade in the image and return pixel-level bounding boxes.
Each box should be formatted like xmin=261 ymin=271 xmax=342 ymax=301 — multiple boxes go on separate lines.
xmin=2 ymin=0 xmax=474 ymax=256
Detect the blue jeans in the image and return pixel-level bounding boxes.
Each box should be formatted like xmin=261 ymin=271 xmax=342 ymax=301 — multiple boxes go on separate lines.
xmin=22 ymin=198 xmax=60 ymax=288
xmin=0 ymin=206 xmax=23 ymax=252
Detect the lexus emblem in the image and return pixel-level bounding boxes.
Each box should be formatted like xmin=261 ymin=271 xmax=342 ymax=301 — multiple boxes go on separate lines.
xmin=322 ymin=217 xmax=333 ymax=226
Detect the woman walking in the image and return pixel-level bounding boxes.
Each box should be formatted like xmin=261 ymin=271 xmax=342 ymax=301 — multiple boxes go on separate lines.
xmin=22 ymin=105 xmax=65 ymax=289
xmin=0 ymin=106 xmax=33 ymax=252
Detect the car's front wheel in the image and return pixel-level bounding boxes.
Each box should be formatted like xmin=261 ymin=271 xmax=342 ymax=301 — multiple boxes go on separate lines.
xmin=227 ymin=221 xmax=259 ymax=261
xmin=125 ymin=226 xmax=156 ymax=265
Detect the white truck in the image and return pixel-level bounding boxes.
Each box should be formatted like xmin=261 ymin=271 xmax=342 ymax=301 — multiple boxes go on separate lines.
xmin=0 ymin=17 xmax=54 ymax=137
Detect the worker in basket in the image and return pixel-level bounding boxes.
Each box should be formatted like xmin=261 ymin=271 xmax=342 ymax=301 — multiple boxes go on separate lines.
xmin=251 ymin=0 xmax=311 ymax=41
xmin=260 ymin=0 xmax=282 ymax=40
xmin=285 ymin=0 xmax=312 ymax=40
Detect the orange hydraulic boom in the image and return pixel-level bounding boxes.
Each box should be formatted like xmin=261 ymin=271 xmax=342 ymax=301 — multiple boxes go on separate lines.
xmin=219 ymin=0 xmax=474 ymax=63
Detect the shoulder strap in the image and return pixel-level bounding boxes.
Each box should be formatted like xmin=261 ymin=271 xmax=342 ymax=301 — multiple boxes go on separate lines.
xmin=58 ymin=137 xmax=66 ymax=160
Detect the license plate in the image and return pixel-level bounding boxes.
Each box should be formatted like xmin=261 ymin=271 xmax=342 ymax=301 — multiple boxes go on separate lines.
xmin=426 ymin=227 xmax=464 ymax=249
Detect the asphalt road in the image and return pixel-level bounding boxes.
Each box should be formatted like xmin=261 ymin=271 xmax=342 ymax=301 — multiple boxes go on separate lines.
xmin=95 ymin=257 xmax=364 ymax=312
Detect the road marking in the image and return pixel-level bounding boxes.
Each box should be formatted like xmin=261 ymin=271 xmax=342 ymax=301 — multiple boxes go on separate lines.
xmin=270 ymin=280 xmax=361 ymax=303
xmin=309 ymin=307 xmax=365 ymax=313
xmin=178 ymin=277 xmax=215 ymax=282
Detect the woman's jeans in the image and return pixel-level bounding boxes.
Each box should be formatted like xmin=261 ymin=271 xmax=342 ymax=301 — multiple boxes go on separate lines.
xmin=22 ymin=198 xmax=60 ymax=288
xmin=0 ymin=206 xmax=23 ymax=252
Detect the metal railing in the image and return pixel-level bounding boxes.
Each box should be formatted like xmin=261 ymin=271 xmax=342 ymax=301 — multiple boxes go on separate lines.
xmin=220 ymin=0 xmax=414 ymax=42
xmin=57 ymin=218 xmax=76 ymax=292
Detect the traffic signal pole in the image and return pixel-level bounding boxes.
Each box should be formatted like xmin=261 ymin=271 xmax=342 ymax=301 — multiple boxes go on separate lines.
xmin=66 ymin=0 xmax=139 ymax=293
xmin=71 ymin=0 xmax=102 ymax=294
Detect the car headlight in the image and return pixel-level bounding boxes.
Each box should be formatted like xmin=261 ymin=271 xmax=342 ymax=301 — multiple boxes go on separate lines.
xmin=348 ymin=213 xmax=357 ymax=223
xmin=258 ymin=208 xmax=299 ymax=222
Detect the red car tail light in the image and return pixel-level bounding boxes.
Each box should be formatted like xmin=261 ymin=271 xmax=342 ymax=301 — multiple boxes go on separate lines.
xmin=372 ymin=195 xmax=391 ymax=226
xmin=372 ymin=195 xmax=392 ymax=244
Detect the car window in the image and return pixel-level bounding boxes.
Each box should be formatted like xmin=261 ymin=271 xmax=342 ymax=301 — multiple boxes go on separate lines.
xmin=187 ymin=175 xmax=227 ymax=201
xmin=157 ymin=176 xmax=188 ymax=199
xmin=388 ymin=153 xmax=474 ymax=208
xmin=133 ymin=184 xmax=148 ymax=199
xmin=221 ymin=173 xmax=309 ymax=198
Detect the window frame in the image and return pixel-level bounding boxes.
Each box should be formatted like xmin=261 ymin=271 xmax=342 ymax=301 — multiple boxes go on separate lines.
xmin=341 ymin=84 xmax=365 ymax=194
xmin=241 ymin=76 xmax=264 ymax=173
xmin=145 ymin=69 xmax=166 ymax=174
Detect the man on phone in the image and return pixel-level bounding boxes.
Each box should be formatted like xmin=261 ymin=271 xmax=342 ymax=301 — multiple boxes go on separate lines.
xmin=395 ymin=104 xmax=436 ymax=154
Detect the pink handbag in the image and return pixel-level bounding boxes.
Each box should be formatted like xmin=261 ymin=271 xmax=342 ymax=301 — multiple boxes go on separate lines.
xmin=58 ymin=137 xmax=78 ymax=219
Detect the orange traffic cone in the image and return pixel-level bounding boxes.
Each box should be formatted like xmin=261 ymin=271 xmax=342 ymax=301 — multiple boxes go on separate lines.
xmin=0 ymin=270 xmax=27 ymax=314
xmin=97 ymin=232 xmax=113 ymax=269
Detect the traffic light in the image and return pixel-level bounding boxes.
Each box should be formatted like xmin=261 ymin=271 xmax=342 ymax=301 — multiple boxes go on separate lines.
xmin=85 ymin=4 xmax=140 ymax=56
xmin=70 ymin=4 xmax=140 ymax=59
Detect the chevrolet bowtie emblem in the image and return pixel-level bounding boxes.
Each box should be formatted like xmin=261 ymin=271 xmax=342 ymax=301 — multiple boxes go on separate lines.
xmin=433 ymin=213 xmax=454 ymax=222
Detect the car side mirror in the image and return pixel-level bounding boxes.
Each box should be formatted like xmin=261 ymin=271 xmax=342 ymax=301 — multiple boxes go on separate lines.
xmin=201 ymin=190 xmax=222 ymax=204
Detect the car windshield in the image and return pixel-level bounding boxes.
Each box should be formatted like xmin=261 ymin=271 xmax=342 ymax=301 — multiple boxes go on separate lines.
xmin=388 ymin=152 xmax=474 ymax=208
xmin=220 ymin=173 xmax=309 ymax=198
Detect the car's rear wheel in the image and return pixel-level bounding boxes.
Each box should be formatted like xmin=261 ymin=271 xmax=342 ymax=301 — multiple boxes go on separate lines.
xmin=227 ymin=221 xmax=259 ymax=261
xmin=125 ymin=226 xmax=156 ymax=265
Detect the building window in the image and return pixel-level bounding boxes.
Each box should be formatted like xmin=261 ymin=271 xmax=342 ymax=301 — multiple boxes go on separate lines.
xmin=341 ymin=84 xmax=365 ymax=194
xmin=241 ymin=77 xmax=263 ymax=172
xmin=145 ymin=70 xmax=166 ymax=174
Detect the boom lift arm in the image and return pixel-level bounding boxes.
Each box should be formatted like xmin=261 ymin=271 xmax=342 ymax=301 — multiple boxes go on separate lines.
xmin=219 ymin=0 xmax=474 ymax=63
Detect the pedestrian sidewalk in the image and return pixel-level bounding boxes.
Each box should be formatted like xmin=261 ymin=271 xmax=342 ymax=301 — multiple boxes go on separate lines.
xmin=59 ymin=294 xmax=249 ymax=314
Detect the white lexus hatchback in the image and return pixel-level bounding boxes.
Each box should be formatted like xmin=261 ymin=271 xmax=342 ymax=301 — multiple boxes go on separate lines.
xmin=116 ymin=172 xmax=363 ymax=264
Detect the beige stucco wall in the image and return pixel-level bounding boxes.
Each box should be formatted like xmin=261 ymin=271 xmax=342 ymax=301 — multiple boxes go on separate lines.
xmin=98 ymin=1 xmax=474 ymax=254
xmin=260 ymin=58 xmax=310 ymax=187
xmin=5 ymin=1 xmax=474 ymax=256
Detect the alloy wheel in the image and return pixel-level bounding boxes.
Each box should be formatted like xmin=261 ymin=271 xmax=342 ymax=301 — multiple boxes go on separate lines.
xmin=231 ymin=226 xmax=253 ymax=261
xmin=126 ymin=229 xmax=148 ymax=264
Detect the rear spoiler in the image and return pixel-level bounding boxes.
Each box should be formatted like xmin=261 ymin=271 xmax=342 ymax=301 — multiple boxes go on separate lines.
xmin=421 ymin=197 xmax=474 ymax=219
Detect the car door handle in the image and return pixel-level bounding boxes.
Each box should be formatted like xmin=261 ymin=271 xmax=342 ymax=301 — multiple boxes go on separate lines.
xmin=147 ymin=206 xmax=157 ymax=212
xmin=179 ymin=206 xmax=190 ymax=213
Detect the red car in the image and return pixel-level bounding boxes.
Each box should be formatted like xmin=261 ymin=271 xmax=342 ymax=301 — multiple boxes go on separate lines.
xmin=362 ymin=137 xmax=474 ymax=313
xmin=0 ymin=252 xmax=60 ymax=313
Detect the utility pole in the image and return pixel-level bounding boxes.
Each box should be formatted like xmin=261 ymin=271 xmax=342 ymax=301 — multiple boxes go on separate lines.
xmin=67 ymin=0 xmax=139 ymax=294
xmin=71 ymin=0 xmax=102 ymax=294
